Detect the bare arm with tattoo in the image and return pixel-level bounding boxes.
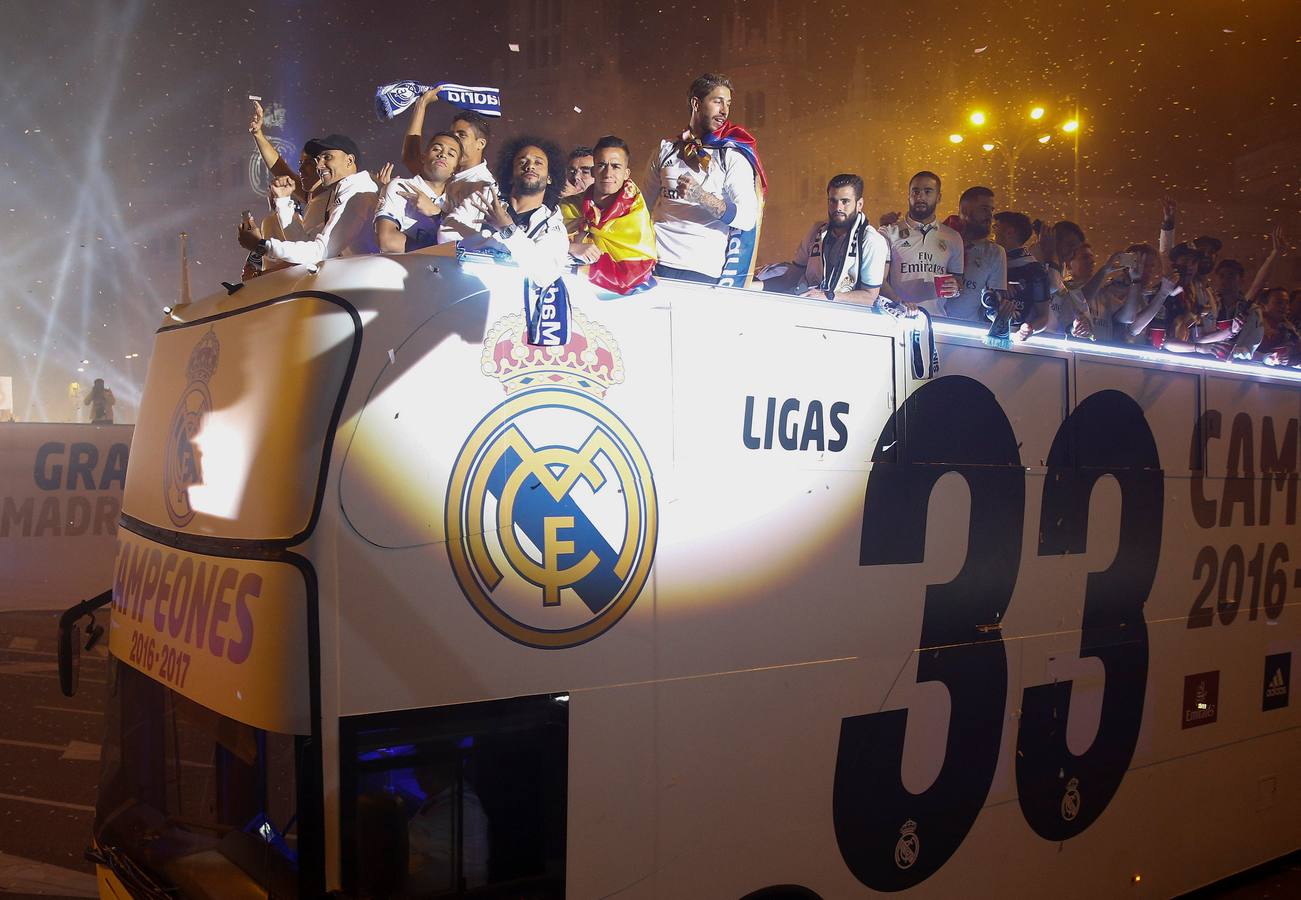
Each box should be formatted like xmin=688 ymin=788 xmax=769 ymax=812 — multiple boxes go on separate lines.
xmin=676 ymin=173 xmax=726 ymax=219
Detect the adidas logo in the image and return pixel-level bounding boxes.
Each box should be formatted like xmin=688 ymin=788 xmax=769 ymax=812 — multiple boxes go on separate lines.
xmin=1266 ymin=668 xmax=1288 ymax=699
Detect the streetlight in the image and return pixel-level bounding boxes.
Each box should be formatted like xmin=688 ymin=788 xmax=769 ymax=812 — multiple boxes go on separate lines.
xmin=1061 ymin=104 xmax=1081 ymax=220
xmin=946 ymin=101 xmax=1086 ymax=212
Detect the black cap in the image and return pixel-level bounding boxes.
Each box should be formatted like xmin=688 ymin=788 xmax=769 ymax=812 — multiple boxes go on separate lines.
xmin=313 ymin=133 xmax=360 ymax=160
xmin=1169 ymin=241 xmax=1197 ymax=261
xmin=1193 ymin=234 xmax=1223 ymax=255
xmin=303 ymin=137 xmax=327 ymax=158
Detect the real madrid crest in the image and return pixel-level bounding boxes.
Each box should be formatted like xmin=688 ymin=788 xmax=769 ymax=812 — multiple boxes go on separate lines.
xmin=1060 ymin=777 xmax=1081 ymax=822
xmin=445 ymin=309 xmax=658 ymax=649
xmin=894 ymin=819 xmax=920 ymax=870
xmin=164 ymin=328 xmax=219 ymax=527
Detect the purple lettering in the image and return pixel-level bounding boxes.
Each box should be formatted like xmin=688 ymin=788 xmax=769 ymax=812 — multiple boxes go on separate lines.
xmin=227 ymin=573 xmax=260 ymax=664
xmin=140 ymin=549 xmax=163 ymax=626
xmin=168 ymin=557 xmax=194 ymax=640
xmin=186 ymin=561 xmax=219 ymax=649
xmin=126 ymin=544 xmax=148 ymax=620
xmin=207 ymin=567 xmax=238 ymax=658
xmin=153 ymin=553 xmax=178 ymax=634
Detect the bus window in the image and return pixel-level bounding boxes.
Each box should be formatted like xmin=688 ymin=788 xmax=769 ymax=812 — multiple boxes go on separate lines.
xmin=341 ymin=694 xmax=569 ymax=898
xmin=93 ymin=659 xmax=303 ymax=897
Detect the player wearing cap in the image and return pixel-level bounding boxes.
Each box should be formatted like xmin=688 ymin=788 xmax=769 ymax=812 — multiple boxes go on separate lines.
xmin=238 ymin=134 xmax=379 ymax=266
xmin=879 ymin=171 xmax=964 ymax=311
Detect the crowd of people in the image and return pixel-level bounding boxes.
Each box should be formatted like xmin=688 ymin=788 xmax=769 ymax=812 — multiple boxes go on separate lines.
xmin=235 ymin=72 xmax=1300 ymax=368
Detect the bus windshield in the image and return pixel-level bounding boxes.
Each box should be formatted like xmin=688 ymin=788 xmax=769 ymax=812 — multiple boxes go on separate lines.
xmin=94 ymin=659 xmax=301 ymax=898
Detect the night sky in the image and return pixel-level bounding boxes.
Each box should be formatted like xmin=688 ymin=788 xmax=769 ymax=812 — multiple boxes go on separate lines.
xmin=2 ymin=0 xmax=1298 ymax=421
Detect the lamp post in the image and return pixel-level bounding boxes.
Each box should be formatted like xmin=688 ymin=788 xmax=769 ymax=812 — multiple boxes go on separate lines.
xmin=948 ymin=103 xmax=1083 ymax=213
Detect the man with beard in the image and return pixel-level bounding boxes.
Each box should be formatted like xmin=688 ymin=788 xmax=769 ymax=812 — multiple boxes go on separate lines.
xmin=238 ymin=134 xmax=379 ymax=266
xmin=469 ymin=136 xmax=569 ymax=286
xmin=374 ymin=132 xmax=463 ymax=252
xmin=645 ymin=73 xmax=766 ymax=285
xmin=946 ymin=186 xmax=1007 ymax=320
xmin=560 ymin=136 xmax=658 ymax=294
xmin=761 ymin=174 xmax=888 ymax=306
xmin=880 ymin=171 xmax=964 ymax=311
xmin=559 ymin=146 xmax=595 ymax=200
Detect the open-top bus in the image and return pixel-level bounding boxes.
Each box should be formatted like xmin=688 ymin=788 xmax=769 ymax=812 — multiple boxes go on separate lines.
xmin=75 ymin=246 xmax=1300 ymax=898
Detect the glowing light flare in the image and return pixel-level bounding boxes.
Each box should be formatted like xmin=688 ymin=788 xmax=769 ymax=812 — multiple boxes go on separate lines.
xmin=184 ymin=403 xmax=255 ymax=522
xmin=982 ymin=142 xmax=996 ymax=152
xmin=948 ymin=133 xmax=964 ymax=144
xmin=1029 ymin=105 xmax=1046 ymax=120
xmin=657 ymin=463 xmax=870 ymax=611
xmin=1061 ymin=118 xmax=1080 ymax=133
xmin=968 ymin=110 xmax=986 ymax=126
xmin=1038 ymin=134 xmax=1052 ymax=144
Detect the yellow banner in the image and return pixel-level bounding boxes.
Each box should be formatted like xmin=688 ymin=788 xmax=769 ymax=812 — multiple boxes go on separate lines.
xmin=108 ymin=528 xmax=312 ymax=734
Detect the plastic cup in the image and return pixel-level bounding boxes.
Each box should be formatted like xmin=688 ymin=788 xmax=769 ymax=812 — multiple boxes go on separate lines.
xmin=1149 ymin=327 xmax=1166 ymax=349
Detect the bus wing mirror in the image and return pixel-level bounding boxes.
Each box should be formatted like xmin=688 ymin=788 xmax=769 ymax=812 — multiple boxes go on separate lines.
xmin=57 ymin=590 xmax=113 ymax=698
xmin=57 ymin=612 xmax=80 ymax=697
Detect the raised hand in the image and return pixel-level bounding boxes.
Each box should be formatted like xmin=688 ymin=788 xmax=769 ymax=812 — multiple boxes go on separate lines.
xmin=1271 ymin=224 xmax=1289 ymax=255
xmin=268 ymin=174 xmax=296 ymax=199
xmin=376 ymin=162 xmax=394 ymax=189
xmin=1160 ymin=195 xmax=1177 ymax=224
xmin=237 ymin=213 xmax=265 ymax=251
xmin=248 ymin=100 xmax=264 ymax=135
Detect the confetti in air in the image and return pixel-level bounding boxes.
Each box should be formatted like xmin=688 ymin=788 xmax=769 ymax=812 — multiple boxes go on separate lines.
xmin=508 ymin=43 xmax=520 ymax=52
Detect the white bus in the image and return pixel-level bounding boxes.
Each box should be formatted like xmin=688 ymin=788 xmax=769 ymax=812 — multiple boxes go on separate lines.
xmin=73 ymin=247 xmax=1300 ymax=898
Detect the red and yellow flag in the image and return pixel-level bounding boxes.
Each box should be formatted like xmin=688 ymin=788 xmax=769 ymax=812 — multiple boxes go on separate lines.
xmin=560 ymin=181 xmax=657 ymax=295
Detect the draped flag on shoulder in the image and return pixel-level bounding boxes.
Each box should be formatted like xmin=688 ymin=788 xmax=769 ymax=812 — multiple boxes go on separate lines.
xmin=559 ymin=181 xmax=657 ymax=295
xmin=523 ymin=278 xmax=571 ymax=347
xmin=375 ymin=80 xmax=502 ymax=121
xmin=705 ymin=121 xmax=767 ymax=289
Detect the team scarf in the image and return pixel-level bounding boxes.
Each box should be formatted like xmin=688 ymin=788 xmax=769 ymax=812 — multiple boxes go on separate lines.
xmin=559 ymin=181 xmax=657 ymax=295
xmin=374 ymin=80 xmax=502 ymax=121
xmin=673 ymin=121 xmax=766 ymax=288
xmin=817 ymin=213 xmax=869 ymax=295
xmin=524 ymin=277 xmax=570 ymax=347
xmin=908 ymin=307 xmax=940 ymax=379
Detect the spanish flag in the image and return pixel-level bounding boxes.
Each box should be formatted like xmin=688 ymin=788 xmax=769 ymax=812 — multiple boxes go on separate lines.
xmin=560 ymin=181 xmax=657 ymax=295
